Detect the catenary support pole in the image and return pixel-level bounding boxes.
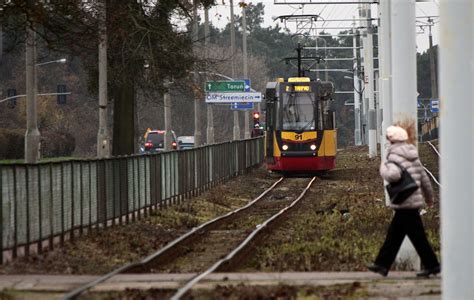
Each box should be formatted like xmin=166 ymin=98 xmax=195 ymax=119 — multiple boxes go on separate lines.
xmin=428 ymin=19 xmax=437 ymax=99
xmin=391 ymin=0 xmax=418 ymax=269
xmin=25 ymin=26 xmax=40 ymax=163
xmin=353 ymin=18 xmax=362 ymax=146
xmin=379 ymin=0 xmax=392 ymax=206
xmin=205 ymin=8 xmax=214 ymax=145
xmin=97 ymin=0 xmax=110 ymax=158
xmin=230 ymin=0 xmax=240 ymax=140
xmin=358 ymin=4 xmax=367 ymax=145
xmin=242 ymin=3 xmax=250 ymax=139
xmin=439 ymin=1 xmax=473 ymax=298
xmin=193 ymin=1 xmax=202 ymax=147
xmin=363 ymin=3 xmax=377 ymax=157
xmin=375 ymin=70 xmax=381 ymax=144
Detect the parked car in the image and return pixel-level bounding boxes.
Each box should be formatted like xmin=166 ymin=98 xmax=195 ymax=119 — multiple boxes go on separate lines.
xmin=139 ymin=129 xmax=178 ymax=154
xmin=177 ymin=136 xmax=195 ymax=150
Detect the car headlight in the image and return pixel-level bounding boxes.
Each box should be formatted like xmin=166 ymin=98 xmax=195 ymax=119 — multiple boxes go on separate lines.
xmin=282 ymin=144 xmax=289 ymax=151
xmin=310 ymin=144 xmax=317 ymax=151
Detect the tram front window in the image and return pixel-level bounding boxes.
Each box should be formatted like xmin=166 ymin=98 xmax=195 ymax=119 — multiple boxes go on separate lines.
xmin=282 ymin=93 xmax=316 ymax=131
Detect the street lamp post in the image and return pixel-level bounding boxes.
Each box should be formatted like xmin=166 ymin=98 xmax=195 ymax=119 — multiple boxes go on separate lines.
xmin=24 ymin=26 xmax=67 ymax=164
xmin=97 ymin=0 xmax=110 ymax=158
xmin=25 ymin=27 xmax=39 ymax=163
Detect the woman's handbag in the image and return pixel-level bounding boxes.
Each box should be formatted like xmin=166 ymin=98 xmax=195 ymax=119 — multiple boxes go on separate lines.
xmin=385 ymin=161 xmax=419 ymax=204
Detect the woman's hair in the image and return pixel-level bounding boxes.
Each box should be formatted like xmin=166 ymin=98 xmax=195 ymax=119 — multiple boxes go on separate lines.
xmin=394 ymin=119 xmax=417 ymax=145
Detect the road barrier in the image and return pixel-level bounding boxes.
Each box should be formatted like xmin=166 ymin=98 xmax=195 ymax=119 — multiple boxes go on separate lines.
xmin=0 ymin=137 xmax=264 ymax=264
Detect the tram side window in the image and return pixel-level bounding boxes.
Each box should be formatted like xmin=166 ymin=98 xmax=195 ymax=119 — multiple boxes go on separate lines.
xmin=321 ymin=100 xmax=335 ymax=130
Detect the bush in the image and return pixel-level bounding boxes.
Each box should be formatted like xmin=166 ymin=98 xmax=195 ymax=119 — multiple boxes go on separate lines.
xmin=0 ymin=128 xmax=25 ymax=160
xmin=41 ymin=131 xmax=76 ymax=158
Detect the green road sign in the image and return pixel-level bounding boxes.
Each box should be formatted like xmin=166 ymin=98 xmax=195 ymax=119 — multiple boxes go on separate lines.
xmin=205 ymin=81 xmax=247 ymax=92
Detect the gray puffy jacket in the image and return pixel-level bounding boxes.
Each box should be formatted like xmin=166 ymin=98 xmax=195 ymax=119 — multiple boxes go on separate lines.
xmin=380 ymin=142 xmax=434 ymax=209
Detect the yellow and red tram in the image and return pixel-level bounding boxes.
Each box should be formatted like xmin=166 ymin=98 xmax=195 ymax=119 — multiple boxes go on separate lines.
xmin=265 ymin=77 xmax=336 ymax=172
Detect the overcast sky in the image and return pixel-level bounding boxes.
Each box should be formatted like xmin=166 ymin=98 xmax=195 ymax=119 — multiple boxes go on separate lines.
xmin=202 ymin=0 xmax=439 ymax=53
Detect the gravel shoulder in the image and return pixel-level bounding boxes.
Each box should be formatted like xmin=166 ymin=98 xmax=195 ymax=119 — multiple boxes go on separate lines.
xmin=237 ymin=144 xmax=440 ymax=272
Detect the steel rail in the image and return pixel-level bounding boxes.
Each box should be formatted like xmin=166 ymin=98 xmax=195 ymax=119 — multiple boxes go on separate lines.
xmin=171 ymin=176 xmax=317 ymax=300
xmin=423 ymin=141 xmax=441 ymax=187
xmin=426 ymin=141 xmax=440 ymax=157
xmin=61 ymin=177 xmax=285 ymax=300
xmin=423 ymin=166 xmax=441 ymax=187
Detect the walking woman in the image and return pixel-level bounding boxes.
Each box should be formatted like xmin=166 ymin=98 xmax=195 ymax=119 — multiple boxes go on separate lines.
xmin=367 ymin=125 xmax=440 ymax=277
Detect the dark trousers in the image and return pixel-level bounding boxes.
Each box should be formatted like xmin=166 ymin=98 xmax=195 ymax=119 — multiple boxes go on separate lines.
xmin=375 ymin=210 xmax=439 ymax=270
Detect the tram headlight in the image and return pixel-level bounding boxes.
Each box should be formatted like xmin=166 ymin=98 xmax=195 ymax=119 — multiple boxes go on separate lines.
xmin=310 ymin=144 xmax=317 ymax=151
xmin=282 ymin=144 xmax=289 ymax=151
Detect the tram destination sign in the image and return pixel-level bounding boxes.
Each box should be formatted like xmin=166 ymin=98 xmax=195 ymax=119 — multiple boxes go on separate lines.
xmin=206 ymin=92 xmax=262 ymax=103
xmin=205 ymin=80 xmax=251 ymax=92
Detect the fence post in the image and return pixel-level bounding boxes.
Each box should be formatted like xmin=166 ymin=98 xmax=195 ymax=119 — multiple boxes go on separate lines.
xmin=137 ymin=157 xmax=142 ymax=220
xmin=70 ymin=162 xmax=75 ymax=243
xmin=60 ymin=164 xmax=65 ymax=247
xmin=0 ymin=165 xmax=3 ymax=264
xmin=123 ymin=158 xmax=129 ymax=224
xmin=79 ymin=163 xmax=83 ymax=236
xmin=144 ymin=157 xmax=149 ymax=217
xmin=88 ymin=162 xmax=92 ymax=233
xmin=25 ymin=166 xmax=30 ymax=257
xmin=12 ymin=166 xmax=17 ymax=258
xmin=37 ymin=165 xmax=43 ymax=254
xmin=131 ymin=158 xmax=136 ymax=222
xmin=48 ymin=164 xmax=54 ymax=250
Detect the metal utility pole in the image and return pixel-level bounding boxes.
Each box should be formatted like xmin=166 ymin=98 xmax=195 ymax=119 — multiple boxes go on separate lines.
xmin=358 ymin=8 xmax=366 ymax=145
xmin=375 ymin=70 xmax=381 ymax=143
xmin=391 ymin=0 xmax=419 ymax=269
xmin=193 ymin=0 xmax=202 ymax=147
xmin=353 ymin=19 xmax=362 ymax=146
xmin=440 ymin=1 xmax=473 ymax=298
xmin=242 ymin=3 xmax=250 ymax=139
xmin=230 ymin=0 xmax=240 ymax=140
xmin=25 ymin=27 xmax=40 ymax=163
xmin=427 ymin=18 xmax=437 ymax=99
xmin=362 ymin=3 xmax=376 ymax=157
xmin=379 ymin=0 xmax=392 ymax=206
xmin=443 ymin=1 xmax=473 ymax=298
xmin=97 ymin=0 xmax=110 ymax=158
xmin=205 ymin=9 xmax=214 ymax=145
xmin=295 ymin=43 xmax=304 ymax=76
xmin=315 ymin=26 xmax=320 ymax=80
xmin=164 ymin=80 xmax=172 ymax=151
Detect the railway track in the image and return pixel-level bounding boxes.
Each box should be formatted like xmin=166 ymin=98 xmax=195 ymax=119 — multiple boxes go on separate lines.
xmin=62 ymin=176 xmax=318 ymax=299
xmin=424 ymin=141 xmax=441 ymax=187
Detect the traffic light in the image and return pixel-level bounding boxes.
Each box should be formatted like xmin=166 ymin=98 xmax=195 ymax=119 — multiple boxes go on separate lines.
xmin=57 ymin=84 xmax=67 ymax=104
xmin=7 ymin=89 xmax=17 ymax=109
xmin=253 ymin=111 xmax=260 ymax=128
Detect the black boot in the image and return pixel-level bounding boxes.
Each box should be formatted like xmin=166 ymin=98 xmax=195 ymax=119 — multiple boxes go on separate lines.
xmin=416 ymin=266 xmax=441 ymax=277
xmin=367 ymin=263 xmax=389 ymax=277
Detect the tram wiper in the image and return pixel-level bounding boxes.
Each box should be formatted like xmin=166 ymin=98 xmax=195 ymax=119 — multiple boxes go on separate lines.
xmin=300 ymin=118 xmax=315 ymax=131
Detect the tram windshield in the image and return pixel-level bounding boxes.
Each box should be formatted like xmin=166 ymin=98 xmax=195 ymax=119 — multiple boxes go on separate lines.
xmin=281 ymin=92 xmax=316 ymax=131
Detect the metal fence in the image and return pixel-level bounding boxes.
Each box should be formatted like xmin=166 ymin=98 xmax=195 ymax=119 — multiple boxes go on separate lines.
xmin=0 ymin=137 xmax=264 ymax=264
